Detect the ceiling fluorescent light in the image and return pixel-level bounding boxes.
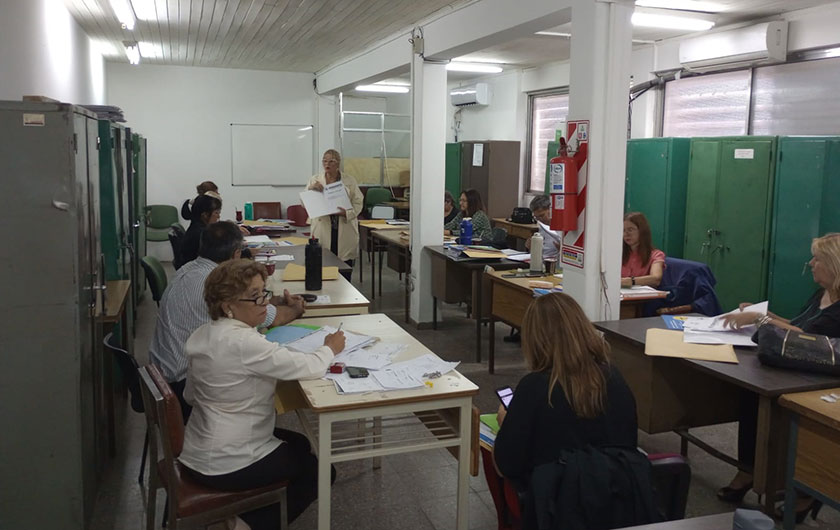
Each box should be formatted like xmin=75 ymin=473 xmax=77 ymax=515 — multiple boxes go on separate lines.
xmin=536 ymin=31 xmax=571 ymax=38
xmin=632 ymin=12 xmax=715 ymax=31
xmin=131 ymin=0 xmax=158 ymax=21
xmin=356 ymin=85 xmax=410 ymax=94
xmin=635 ymin=0 xmax=726 ymax=12
xmin=110 ymin=0 xmax=136 ymax=30
xmin=446 ymin=62 xmax=503 ymax=73
xmin=123 ymin=41 xmax=141 ymax=65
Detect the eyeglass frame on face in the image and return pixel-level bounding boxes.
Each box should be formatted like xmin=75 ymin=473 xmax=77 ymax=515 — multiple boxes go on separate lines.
xmin=238 ymin=289 xmax=273 ymax=305
xmin=322 ymin=158 xmax=338 ymax=166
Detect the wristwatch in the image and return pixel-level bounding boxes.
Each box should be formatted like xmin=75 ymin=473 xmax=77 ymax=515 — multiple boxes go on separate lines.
xmin=631 ymin=277 xmax=636 ymax=286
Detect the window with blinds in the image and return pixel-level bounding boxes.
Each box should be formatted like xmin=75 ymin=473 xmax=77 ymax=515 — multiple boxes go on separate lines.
xmin=662 ymin=70 xmax=752 ymax=137
xmin=751 ymin=56 xmax=840 ymax=135
xmin=528 ymin=93 xmax=569 ymax=193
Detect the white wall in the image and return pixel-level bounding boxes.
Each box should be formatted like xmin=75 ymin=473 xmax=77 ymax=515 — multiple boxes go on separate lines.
xmin=0 ymin=0 xmax=104 ymax=104
xmin=107 ymin=63 xmax=322 ymax=233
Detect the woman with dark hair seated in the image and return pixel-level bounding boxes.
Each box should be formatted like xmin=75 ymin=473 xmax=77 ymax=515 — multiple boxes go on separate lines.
xmin=444 ymin=188 xmax=493 ymax=241
xmin=181 ymin=180 xmax=220 ymax=220
xmin=493 ymin=293 xmax=639 ymax=528
xmin=180 ymin=259 xmax=345 ymax=529
xmin=621 ymin=211 xmax=665 ymax=288
xmin=179 ymin=194 xmax=222 ymax=266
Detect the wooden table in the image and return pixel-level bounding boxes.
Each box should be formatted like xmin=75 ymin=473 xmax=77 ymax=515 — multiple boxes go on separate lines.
xmin=277 ymin=314 xmax=479 ymax=530
xmin=358 ymin=220 xmax=404 ymax=288
xmin=595 ymin=317 xmax=840 ymax=514
xmin=426 ymin=246 xmax=520 ymax=361
xmin=261 ymin=244 xmax=352 ymax=273
xmin=97 ymin=279 xmax=132 ymax=457
xmin=266 ymin=273 xmax=369 ymax=317
xmin=491 ymin=218 xmax=538 ymax=243
xmin=371 ymin=229 xmax=411 ymax=321
xmin=485 ymin=272 xmax=667 ymax=373
xmin=780 ymin=388 xmax=840 ymax=529
xmin=618 ymin=513 xmax=732 ymax=530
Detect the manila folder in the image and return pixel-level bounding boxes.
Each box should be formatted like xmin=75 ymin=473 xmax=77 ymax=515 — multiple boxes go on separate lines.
xmin=645 ymin=328 xmax=738 ymax=364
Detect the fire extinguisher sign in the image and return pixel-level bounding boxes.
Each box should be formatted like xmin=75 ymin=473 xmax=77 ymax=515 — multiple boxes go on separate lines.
xmin=561 ymin=120 xmax=589 ymax=269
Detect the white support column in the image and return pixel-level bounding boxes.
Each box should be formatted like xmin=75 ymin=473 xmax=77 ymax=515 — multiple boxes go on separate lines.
xmin=408 ymin=48 xmax=447 ymax=325
xmin=562 ymin=0 xmax=634 ymax=320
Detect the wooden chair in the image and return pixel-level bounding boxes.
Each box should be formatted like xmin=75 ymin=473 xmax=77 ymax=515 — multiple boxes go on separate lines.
xmin=252 ymin=202 xmax=283 ymax=220
xmin=138 ymin=364 xmax=289 ymax=530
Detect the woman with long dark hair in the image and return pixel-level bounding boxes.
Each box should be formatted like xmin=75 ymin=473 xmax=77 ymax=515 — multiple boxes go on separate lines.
xmin=443 ymin=188 xmax=493 ymax=241
xmin=179 ymin=194 xmax=222 ymax=266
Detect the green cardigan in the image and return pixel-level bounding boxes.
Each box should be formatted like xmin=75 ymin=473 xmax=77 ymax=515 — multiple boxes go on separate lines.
xmin=444 ymin=210 xmax=493 ymax=241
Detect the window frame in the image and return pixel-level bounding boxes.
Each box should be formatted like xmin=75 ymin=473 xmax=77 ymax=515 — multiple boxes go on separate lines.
xmin=525 ymin=88 xmax=569 ymax=194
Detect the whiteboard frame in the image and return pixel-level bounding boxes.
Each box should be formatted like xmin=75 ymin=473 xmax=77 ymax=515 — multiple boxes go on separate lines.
xmin=230 ymin=123 xmax=316 ymax=187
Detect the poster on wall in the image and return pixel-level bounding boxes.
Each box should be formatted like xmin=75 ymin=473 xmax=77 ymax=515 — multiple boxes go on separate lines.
xmin=560 ymin=120 xmax=589 ymax=269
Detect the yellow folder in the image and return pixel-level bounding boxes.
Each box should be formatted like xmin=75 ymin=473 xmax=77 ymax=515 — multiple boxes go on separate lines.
xmin=645 ymin=328 xmax=739 ymax=364
xmin=282 ymin=263 xmax=339 ymax=281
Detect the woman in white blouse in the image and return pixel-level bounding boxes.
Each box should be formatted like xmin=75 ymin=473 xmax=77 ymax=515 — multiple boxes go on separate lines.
xmin=179 ymin=259 xmax=345 ymax=529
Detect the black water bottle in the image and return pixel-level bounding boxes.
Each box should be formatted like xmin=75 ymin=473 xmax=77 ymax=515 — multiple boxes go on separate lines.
xmin=305 ymin=237 xmax=322 ymax=291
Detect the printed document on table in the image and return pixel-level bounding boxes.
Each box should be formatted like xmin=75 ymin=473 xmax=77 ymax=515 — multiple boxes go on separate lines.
xmin=683 ymin=328 xmax=757 ymax=347
xmin=268 ymin=254 xmax=294 ymax=262
xmin=332 ymin=343 xmax=406 ymax=370
xmin=244 ymin=235 xmax=271 ymax=242
xmin=285 ymin=325 xmax=375 ymax=355
xmin=371 ymin=368 xmax=425 ymax=390
xmin=684 ymin=301 xmax=768 ymax=332
xmin=330 ymin=373 xmax=385 ymax=394
xmin=386 ymin=353 xmax=460 ymax=378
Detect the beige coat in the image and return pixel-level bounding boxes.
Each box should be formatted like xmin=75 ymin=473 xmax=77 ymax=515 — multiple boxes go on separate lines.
xmin=306 ymin=172 xmax=364 ymax=262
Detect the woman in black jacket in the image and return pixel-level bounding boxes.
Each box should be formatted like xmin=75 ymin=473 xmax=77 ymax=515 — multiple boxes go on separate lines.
xmin=179 ymin=194 xmax=222 ymax=266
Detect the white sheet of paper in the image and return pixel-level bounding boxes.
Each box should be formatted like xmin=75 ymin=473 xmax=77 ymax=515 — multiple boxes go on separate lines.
xmin=268 ymin=254 xmax=294 ymax=262
xmin=299 ymin=190 xmax=338 ymax=219
xmin=683 ymin=329 xmax=757 ymax=347
xmin=684 ymin=301 xmax=769 ymax=332
xmin=313 ymin=295 xmax=330 ymax=304
xmin=244 ymin=235 xmax=271 ymax=242
xmin=371 ymin=368 xmax=425 ymax=390
xmin=285 ymin=325 xmax=375 ymax=355
xmin=537 ymin=221 xmax=563 ymax=243
xmin=506 ymin=253 xmax=531 ymax=262
xmin=472 ymin=143 xmax=484 ymax=166
xmin=323 ymin=181 xmax=352 ymax=210
xmin=386 ymin=353 xmax=460 ymax=377
xmin=330 ymin=373 xmax=385 ymax=394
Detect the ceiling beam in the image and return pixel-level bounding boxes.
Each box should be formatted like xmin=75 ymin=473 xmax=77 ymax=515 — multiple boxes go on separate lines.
xmin=315 ymin=0 xmax=573 ymax=95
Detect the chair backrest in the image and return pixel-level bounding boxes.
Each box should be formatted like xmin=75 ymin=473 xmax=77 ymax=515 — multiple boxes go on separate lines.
xmin=648 ymin=453 xmax=691 ymax=521
xmin=286 ymin=204 xmax=309 ymax=226
xmin=103 ymin=332 xmax=144 ymax=413
xmin=252 ymin=202 xmax=283 ymax=220
xmin=643 ymin=257 xmax=722 ymax=317
xmin=138 ymin=365 xmax=186 ymax=461
xmin=169 ymin=222 xmax=186 ymax=237
xmin=370 ymin=205 xmax=395 ymax=220
xmin=146 ymin=205 xmax=179 ymax=230
xmin=140 ymin=256 xmax=168 ymax=303
xmin=490 ymin=227 xmax=508 ymax=243
xmin=364 ymin=188 xmax=392 ymax=215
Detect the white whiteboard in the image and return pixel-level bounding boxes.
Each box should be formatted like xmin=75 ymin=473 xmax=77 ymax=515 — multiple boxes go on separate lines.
xmin=230 ymin=123 xmax=314 ymax=186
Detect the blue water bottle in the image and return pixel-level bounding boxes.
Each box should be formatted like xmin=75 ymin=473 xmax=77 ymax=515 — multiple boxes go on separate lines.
xmin=459 ymin=217 xmax=473 ymax=245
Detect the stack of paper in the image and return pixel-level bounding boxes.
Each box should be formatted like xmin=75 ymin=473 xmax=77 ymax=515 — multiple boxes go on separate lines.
xmin=386 ymin=219 xmax=409 ymax=225
xmin=285 ymin=325 xmax=376 ymax=355
xmin=331 ymin=343 xmax=406 ymax=370
xmin=299 ymin=181 xmax=352 ymax=219
xmin=682 ymin=301 xmax=767 ymax=346
xmin=327 ymin=351 xmax=459 ymax=394
xmin=620 ymin=285 xmax=668 ymax=299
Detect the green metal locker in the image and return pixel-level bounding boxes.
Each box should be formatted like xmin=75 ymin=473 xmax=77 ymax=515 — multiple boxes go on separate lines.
xmin=99 ymin=121 xmax=124 ymax=281
xmin=132 ymin=133 xmax=147 ymax=300
xmin=684 ymin=136 xmax=777 ymax=311
xmin=768 ymin=136 xmax=840 ymax=318
xmin=625 ymin=138 xmax=691 ymax=258
xmin=445 ymin=142 xmax=461 ymax=197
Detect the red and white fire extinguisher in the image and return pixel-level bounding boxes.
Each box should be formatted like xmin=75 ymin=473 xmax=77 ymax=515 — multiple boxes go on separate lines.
xmin=549 ymin=137 xmax=578 ymax=231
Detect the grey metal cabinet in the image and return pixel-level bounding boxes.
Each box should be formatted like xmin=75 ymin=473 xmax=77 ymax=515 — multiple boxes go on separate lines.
xmin=0 ymin=101 xmax=105 ymax=529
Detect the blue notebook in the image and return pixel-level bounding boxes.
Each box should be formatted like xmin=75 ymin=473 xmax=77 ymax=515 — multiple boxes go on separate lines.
xmin=661 ymin=315 xmax=687 ymax=330
xmin=264 ymin=323 xmax=320 ymax=345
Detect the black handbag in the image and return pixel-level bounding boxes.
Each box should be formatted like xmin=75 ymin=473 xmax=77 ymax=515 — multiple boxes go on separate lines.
xmin=510 ymin=207 xmax=534 ymax=225
xmin=755 ymin=325 xmax=840 ymax=376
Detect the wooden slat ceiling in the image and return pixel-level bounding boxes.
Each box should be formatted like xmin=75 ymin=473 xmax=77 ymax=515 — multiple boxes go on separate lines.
xmin=64 ymin=0 xmax=473 ymax=72
xmin=65 ymin=0 xmax=839 ymax=73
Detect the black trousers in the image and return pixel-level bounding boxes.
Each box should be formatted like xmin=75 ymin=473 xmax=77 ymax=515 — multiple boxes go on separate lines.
xmin=186 ymin=428 xmax=319 ymax=529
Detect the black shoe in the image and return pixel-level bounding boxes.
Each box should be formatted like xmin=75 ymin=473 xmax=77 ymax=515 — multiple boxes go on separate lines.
xmin=716 ymin=482 xmax=752 ymax=503
xmin=775 ymin=499 xmax=823 ymax=524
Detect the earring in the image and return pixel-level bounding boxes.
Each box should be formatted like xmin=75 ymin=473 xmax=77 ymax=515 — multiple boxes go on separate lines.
xmin=226 ymin=310 xmax=234 ymax=319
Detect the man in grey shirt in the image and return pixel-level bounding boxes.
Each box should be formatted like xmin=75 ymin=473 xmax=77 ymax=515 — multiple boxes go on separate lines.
xmin=148 ymin=221 xmax=305 ymax=419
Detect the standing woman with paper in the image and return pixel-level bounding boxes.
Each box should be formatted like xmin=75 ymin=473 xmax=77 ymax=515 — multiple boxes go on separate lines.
xmin=305 ymin=149 xmax=364 ymax=280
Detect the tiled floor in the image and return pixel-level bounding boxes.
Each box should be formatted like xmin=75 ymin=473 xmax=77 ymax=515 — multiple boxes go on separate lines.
xmin=90 ymin=254 xmax=839 ymax=529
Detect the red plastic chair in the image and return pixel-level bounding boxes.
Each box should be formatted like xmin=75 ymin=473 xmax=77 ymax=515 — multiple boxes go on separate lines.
xmin=287 ymin=204 xmax=309 ymax=227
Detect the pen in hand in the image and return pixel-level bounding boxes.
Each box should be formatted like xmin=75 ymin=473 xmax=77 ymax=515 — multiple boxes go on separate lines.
xmin=337 ymin=322 xmax=343 ymax=333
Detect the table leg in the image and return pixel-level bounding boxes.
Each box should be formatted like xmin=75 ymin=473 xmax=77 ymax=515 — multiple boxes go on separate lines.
xmin=359 ymin=229 xmax=365 ymax=284
xmin=782 ymin=417 xmax=799 ymax=530
xmin=317 ymin=413 xmax=332 ymax=530
xmin=754 ymin=394 xmax=783 ymax=515
xmin=370 ymin=238 xmax=376 ymax=300
xmin=488 ymin=316 xmax=496 ymax=375
xmin=456 ymin=400 xmax=471 ymax=530
xmin=474 ymin=270 xmax=482 ymax=363
xmin=378 ymin=247 xmax=383 ymax=297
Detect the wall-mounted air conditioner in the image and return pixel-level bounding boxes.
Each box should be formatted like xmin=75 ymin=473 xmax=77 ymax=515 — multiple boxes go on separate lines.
xmin=450 ymin=83 xmax=490 ymax=107
xmin=679 ymin=21 xmax=788 ymax=71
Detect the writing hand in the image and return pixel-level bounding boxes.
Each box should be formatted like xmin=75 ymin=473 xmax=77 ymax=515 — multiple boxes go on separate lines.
xmin=324 ymin=331 xmax=346 ymax=354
